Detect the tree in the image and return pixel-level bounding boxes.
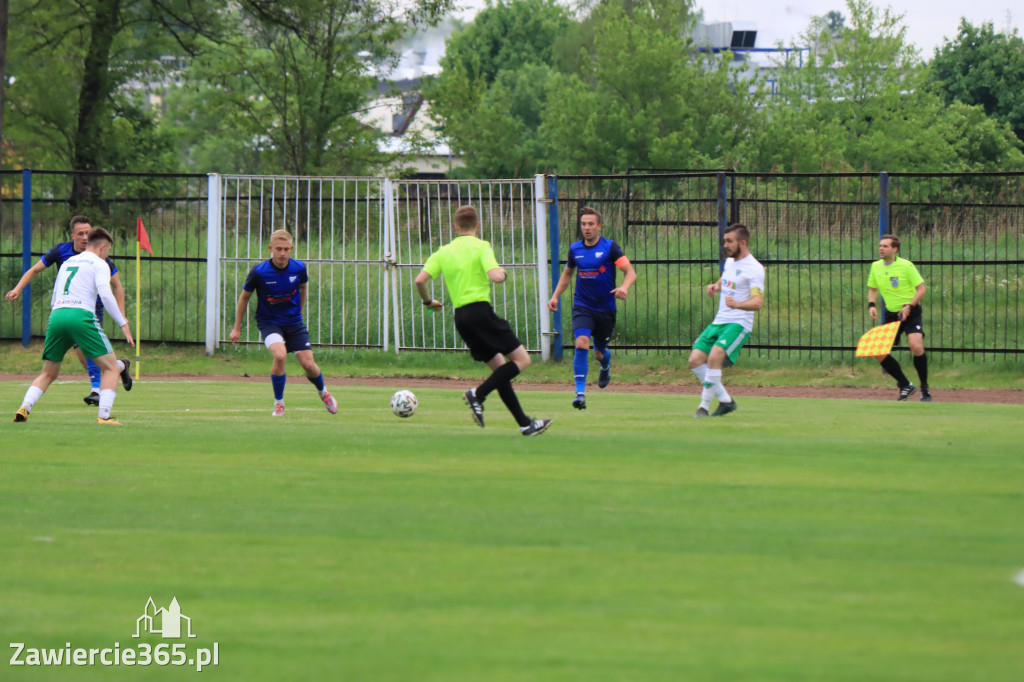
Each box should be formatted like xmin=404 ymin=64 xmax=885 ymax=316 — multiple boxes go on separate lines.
xmin=930 ymin=20 xmax=1024 ymax=144
xmin=425 ymin=0 xmax=571 ymax=177
xmin=540 ymin=0 xmax=757 ymax=173
xmin=3 ymin=0 xmax=223 ymax=203
xmin=166 ymin=0 xmax=453 ymax=175
xmin=746 ymin=0 xmax=1023 ymax=173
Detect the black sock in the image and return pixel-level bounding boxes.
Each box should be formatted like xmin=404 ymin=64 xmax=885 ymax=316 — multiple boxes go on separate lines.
xmin=880 ymin=355 xmax=910 ymax=387
xmin=497 ymin=382 xmax=531 ymax=427
xmin=476 ymin=361 xmax=521 ymax=401
xmin=913 ymin=353 xmax=928 ymax=387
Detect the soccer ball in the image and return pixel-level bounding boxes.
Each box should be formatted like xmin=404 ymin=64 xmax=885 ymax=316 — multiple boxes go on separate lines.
xmin=390 ymin=390 xmax=418 ymax=418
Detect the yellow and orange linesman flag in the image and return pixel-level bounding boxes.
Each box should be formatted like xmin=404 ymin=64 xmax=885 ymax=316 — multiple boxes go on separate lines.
xmin=855 ymin=321 xmax=901 ymax=357
xmin=135 ymin=218 xmax=153 ymax=379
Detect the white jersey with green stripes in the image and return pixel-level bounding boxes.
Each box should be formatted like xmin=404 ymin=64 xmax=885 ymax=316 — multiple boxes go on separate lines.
xmin=51 ymin=251 xmax=127 ymax=327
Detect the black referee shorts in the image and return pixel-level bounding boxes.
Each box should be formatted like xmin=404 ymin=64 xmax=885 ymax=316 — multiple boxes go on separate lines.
xmin=883 ymin=304 xmax=925 ymax=342
xmin=454 ymin=301 xmax=523 ymax=362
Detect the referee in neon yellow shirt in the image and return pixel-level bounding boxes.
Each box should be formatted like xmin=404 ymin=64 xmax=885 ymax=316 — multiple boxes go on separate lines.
xmin=415 ymin=205 xmax=552 ymax=436
xmin=867 ymin=234 xmax=932 ymax=401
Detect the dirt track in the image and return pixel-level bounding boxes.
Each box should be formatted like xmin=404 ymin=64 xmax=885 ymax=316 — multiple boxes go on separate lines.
xmin=6 ymin=373 xmax=1014 ymax=405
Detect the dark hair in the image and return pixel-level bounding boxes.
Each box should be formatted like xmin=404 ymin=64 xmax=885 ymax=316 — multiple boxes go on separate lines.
xmin=724 ymin=223 xmax=750 ymax=242
xmin=69 ymin=215 xmax=92 ymax=232
xmin=579 ymin=207 xmax=602 ymax=224
xmin=454 ymin=205 xmax=478 ymax=231
xmin=87 ymin=227 xmax=114 ymax=247
xmin=880 ymin=234 xmax=900 ymax=251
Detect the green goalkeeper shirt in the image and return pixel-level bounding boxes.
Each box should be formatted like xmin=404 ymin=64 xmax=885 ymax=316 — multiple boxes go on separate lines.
xmin=867 ymin=256 xmax=924 ymax=312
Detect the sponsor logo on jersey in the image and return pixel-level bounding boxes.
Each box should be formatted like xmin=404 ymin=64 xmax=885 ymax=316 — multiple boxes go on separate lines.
xmin=890 ymin=276 xmax=899 ymax=288
xmin=289 ymin=276 xmax=298 ymax=282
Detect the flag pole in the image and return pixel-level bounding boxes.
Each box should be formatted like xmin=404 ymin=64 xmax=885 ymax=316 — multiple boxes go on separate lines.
xmin=135 ymin=235 xmax=141 ymax=379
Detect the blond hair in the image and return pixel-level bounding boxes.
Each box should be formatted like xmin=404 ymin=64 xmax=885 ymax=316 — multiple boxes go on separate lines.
xmin=270 ymin=229 xmax=293 ymax=244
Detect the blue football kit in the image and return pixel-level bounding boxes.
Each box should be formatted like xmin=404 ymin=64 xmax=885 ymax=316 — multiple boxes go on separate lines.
xmin=567 ymin=237 xmax=626 ymax=313
xmin=243 ymin=258 xmax=308 ymax=327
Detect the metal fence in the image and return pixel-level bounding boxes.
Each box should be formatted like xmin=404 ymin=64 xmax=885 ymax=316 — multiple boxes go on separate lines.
xmin=1 ymin=169 xmax=209 ymax=344
xmin=212 ymin=175 xmax=547 ymax=354
xmin=4 ymin=170 xmax=1022 ymax=361
xmin=550 ymin=171 xmax=1024 ymax=360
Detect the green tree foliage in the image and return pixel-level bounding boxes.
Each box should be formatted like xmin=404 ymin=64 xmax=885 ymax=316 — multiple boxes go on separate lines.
xmin=748 ymin=0 xmax=1023 ymax=173
xmin=540 ymin=0 xmax=756 ymax=174
xmin=3 ymin=0 xmax=220 ymax=201
xmin=930 ymin=20 xmax=1024 ymax=144
xmin=426 ymin=0 xmax=571 ymax=177
xmin=166 ymin=0 xmax=452 ymax=175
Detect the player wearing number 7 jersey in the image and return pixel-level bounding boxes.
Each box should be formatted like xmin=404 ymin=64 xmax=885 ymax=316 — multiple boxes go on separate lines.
xmin=14 ymin=228 xmax=135 ymax=425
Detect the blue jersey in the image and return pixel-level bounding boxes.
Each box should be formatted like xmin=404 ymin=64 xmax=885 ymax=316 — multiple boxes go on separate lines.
xmin=243 ymin=259 xmax=308 ymax=326
xmin=41 ymin=241 xmax=118 ymax=317
xmin=567 ymin=237 xmax=626 ymax=313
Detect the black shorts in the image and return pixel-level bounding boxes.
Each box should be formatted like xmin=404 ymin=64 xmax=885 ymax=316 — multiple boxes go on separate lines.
xmin=572 ymin=306 xmax=617 ymax=347
xmin=454 ymin=302 xmax=522 ymax=362
xmin=257 ymin=321 xmax=312 ymax=352
xmin=883 ymin=305 xmax=925 ymax=342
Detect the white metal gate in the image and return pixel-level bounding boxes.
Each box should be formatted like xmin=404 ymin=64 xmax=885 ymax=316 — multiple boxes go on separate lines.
xmin=207 ymin=174 xmax=550 ymax=357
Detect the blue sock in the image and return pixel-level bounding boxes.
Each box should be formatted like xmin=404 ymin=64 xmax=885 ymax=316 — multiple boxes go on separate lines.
xmin=597 ymin=346 xmax=611 ymax=369
xmin=307 ymin=373 xmax=325 ymax=393
xmin=573 ymin=348 xmax=589 ymax=394
xmin=271 ymin=374 xmax=287 ymax=401
xmin=86 ymin=358 xmax=101 ymax=391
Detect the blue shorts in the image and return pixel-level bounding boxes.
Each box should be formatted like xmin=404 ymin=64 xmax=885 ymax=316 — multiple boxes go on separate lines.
xmin=258 ymin=321 xmax=312 ymax=353
xmin=572 ymin=306 xmax=616 ymax=347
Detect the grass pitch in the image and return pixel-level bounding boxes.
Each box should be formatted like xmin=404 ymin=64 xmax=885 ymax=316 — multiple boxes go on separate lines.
xmin=2 ymin=379 xmax=1023 ymax=681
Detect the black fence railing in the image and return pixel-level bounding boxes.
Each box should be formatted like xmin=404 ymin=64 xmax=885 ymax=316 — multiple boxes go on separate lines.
xmin=551 ymin=171 xmax=1024 ymax=360
xmin=1 ymin=170 xmax=209 ymax=344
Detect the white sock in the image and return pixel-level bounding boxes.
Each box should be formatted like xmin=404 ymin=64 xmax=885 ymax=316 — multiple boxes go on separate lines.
xmin=706 ymin=368 xmax=732 ymax=404
xmin=21 ymin=385 xmax=45 ymax=412
xmin=98 ymin=389 xmax=116 ymax=419
xmin=116 ymin=360 xmax=125 ymax=372
xmin=691 ymin=363 xmax=707 ymax=384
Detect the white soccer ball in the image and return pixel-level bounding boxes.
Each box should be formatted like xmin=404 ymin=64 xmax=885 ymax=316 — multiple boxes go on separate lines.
xmin=390 ymin=389 xmax=418 ymax=418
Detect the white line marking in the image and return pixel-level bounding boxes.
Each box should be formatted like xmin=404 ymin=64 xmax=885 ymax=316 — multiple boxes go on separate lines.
xmin=1014 ymin=570 xmax=1024 ymax=587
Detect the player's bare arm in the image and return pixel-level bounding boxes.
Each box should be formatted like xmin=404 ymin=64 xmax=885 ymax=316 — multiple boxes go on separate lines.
xmin=868 ymin=287 xmax=879 ymax=320
xmin=229 ymin=289 xmax=254 ymax=343
xmin=610 ymin=258 xmax=637 ymax=300
xmin=414 ymin=270 xmax=444 ymax=310
xmin=547 ymin=265 xmax=575 ymax=311
xmin=898 ymin=283 xmax=926 ymax=321
xmin=707 ymin=278 xmax=722 ymax=297
xmin=5 ymin=260 xmax=47 ymax=301
xmin=110 ymin=273 xmax=128 ymax=318
xmin=725 ymin=293 xmax=764 ymax=311
xmin=487 ymin=267 xmax=507 ymax=283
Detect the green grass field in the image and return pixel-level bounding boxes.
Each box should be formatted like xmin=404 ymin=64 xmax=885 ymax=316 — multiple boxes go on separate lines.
xmin=2 ymin=379 xmax=1023 ymax=681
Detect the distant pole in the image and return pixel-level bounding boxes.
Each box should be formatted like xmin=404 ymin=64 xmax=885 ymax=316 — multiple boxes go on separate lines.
xmin=20 ymin=169 xmax=31 ymax=346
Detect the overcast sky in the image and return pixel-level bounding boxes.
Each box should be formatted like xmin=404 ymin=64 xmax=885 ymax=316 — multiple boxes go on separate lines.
xmin=699 ymin=1 xmax=1019 ymax=56
xmin=453 ymin=1 xmax=1020 ymax=58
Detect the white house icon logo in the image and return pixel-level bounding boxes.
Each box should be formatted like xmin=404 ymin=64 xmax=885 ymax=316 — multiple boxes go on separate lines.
xmin=132 ymin=597 xmax=197 ymax=639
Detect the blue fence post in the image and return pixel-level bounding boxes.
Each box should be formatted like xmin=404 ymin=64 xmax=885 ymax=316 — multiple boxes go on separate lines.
xmin=21 ymin=169 xmax=32 ymax=347
xmin=716 ymin=171 xmax=728 ymax=272
xmin=547 ymin=175 xmax=562 ymax=361
xmin=878 ymin=172 xmax=889 ymax=238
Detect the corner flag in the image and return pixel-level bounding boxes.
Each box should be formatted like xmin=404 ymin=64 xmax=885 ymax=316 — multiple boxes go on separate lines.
xmin=137 ymin=218 xmax=153 ymax=255
xmin=855 ymin=321 xmax=901 ymax=357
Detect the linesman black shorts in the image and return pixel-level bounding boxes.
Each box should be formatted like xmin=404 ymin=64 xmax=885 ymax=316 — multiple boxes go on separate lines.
xmin=454 ymin=301 xmax=523 ymax=362
xmin=883 ymin=304 xmax=925 ymax=342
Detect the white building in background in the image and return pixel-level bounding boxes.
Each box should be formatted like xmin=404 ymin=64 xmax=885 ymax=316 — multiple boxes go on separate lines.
xmin=361 ymin=20 xmax=465 ymax=177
